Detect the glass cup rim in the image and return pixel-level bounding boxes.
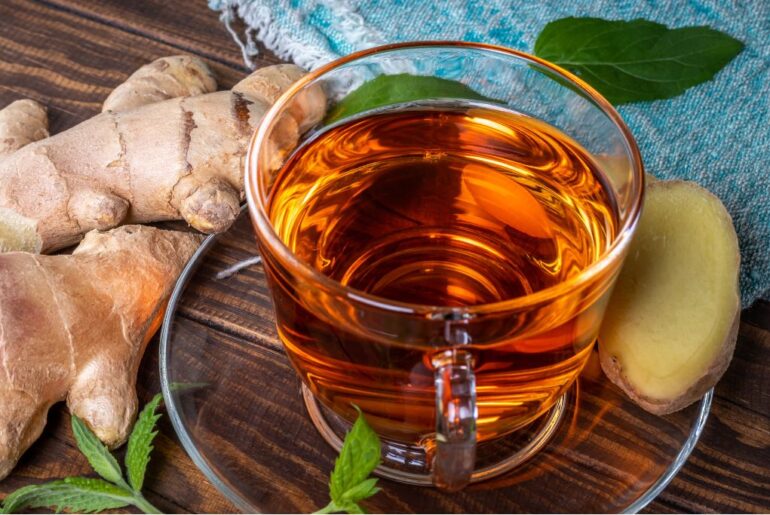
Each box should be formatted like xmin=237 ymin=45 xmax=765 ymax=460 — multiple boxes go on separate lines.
xmin=246 ymin=40 xmax=645 ymax=316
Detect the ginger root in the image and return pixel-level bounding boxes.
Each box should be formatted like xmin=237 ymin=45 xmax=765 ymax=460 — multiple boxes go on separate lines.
xmin=599 ymin=180 xmax=740 ymax=414
xmin=102 ymin=55 xmax=217 ymax=113
xmin=0 ymin=100 xmax=50 ymax=253
xmin=0 ymin=63 xmax=324 ymax=253
xmin=0 ymin=99 xmax=48 ymax=157
xmin=0 ymin=225 xmax=202 ymax=480
xmin=0 ymin=56 xmax=326 ymax=481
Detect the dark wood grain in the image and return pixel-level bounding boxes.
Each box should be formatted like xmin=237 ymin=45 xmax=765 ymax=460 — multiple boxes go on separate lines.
xmin=0 ymin=0 xmax=768 ymax=513
xmin=0 ymin=0 xmax=247 ymax=132
xmin=42 ymin=0 xmax=282 ymax=70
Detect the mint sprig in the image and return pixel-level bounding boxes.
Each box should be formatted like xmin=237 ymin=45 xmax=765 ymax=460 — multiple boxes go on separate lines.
xmin=316 ymin=407 xmax=382 ymax=514
xmin=1 ymin=394 xmax=165 ymax=514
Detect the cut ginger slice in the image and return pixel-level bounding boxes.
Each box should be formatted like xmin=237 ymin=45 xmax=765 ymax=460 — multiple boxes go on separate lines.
xmin=599 ymin=180 xmax=740 ymax=415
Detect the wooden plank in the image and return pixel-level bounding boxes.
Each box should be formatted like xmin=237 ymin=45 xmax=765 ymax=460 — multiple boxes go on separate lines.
xmin=40 ymin=0 xmax=281 ymax=70
xmin=0 ymin=0 xmax=255 ymax=134
xmin=743 ymin=299 xmax=770 ymax=329
xmin=136 ymin=341 xmax=240 ymax=514
xmin=713 ymin=317 xmax=770 ymax=416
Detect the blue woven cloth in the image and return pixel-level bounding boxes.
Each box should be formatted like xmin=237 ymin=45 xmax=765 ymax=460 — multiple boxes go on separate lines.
xmin=210 ymin=0 xmax=770 ymax=307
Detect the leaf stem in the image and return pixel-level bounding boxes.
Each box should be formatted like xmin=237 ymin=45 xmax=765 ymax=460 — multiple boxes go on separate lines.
xmin=132 ymin=492 xmax=161 ymax=514
xmin=314 ymin=501 xmax=338 ymax=514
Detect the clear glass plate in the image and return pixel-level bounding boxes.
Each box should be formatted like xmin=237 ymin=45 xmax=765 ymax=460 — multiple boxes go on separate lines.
xmin=160 ymin=212 xmax=711 ymax=513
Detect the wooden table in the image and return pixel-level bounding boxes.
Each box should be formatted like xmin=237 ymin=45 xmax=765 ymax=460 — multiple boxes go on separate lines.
xmin=0 ymin=1 xmax=768 ymax=512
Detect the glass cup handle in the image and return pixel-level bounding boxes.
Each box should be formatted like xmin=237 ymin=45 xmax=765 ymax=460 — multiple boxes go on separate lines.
xmin=431 ymin=349 xmax=477 ymax=491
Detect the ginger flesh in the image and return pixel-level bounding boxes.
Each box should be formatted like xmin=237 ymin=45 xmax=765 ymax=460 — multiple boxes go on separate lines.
xmin=0 ymin=225 xmax=202 ymax=480
xmin=599 ymin=180 xmax=740 ymax=414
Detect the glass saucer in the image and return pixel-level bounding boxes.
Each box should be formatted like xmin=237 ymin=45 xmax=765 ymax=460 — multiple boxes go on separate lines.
xmin=159 ymin=212 xmax=711 ymax=513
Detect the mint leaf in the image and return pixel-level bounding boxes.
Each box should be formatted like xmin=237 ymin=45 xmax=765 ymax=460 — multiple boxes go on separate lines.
xmin=534 ymin=17 xmax=744 ymax=104
xmin=316 ymin=407 xmax=381 ymax=514
xmin=316 ymin=405 xmax=381 ymax=513
xmin=126 ymin=393 xmax=163 ymax=491
xmin=2 ymin=397 xmax=164 ymax=514
xmin=71 ymin=416 xmax=128 ymax=489
xmin=341 ymin=477 xmax=380 ymax=503
xmin=329 ymin=406 xmax=381 ymax=502
xmin=0 ymin=477 xmax=133 ymax=514
xmin=326 ymin=74 xmax=498 ymax=123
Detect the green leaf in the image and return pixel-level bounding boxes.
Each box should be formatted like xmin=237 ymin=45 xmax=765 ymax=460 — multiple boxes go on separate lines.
xmin=71 ymin=416 xmax=127 ymax=489
xmin=126 ymin=393 xmax=163 ymax=491
xmin=534 ymin=17 xmax=744 ymax=104
xmin=340 ymin=477 xmax=379 ymax=503
xmin=326 ymin=74 xmax=499 ymax=123
xmin=339 ymin=501 xmax=366 ymax=514
xmin=328 ymin=406 xmax=381 ymax=506
xmin=0 ymin=477 xmax=133 ymax=514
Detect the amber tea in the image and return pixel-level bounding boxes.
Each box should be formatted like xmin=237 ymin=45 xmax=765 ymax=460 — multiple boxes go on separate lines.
xmin=262 ymin=102 xmax=619 ymax=444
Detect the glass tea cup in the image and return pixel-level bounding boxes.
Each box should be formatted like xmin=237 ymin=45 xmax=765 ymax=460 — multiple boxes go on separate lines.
xmin=246 ymin=42 xmax=644 ymax=491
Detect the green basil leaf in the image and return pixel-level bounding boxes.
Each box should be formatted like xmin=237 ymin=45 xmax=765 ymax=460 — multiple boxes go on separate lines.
xmin=328 ymin=407 xmax=381 ymax=505
xmin=126 ymin=393 xmax=163 ymax=491
xmin=0 ymin=477 xmax=133 ymax=514
xmin=534 ymin=17 xmax=744 ymax=104
xmin=71 ymin=416 xmax=127 ymax=489
xmin=326 ymin=74 xmax=498 ymax=123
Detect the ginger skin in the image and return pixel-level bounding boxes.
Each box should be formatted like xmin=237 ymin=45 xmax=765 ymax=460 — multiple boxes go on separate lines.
xmin=0 ymin=99 xmax=50 ymax=253
xmin=0 ymin=63 xmax=324 ymax=253
xmin=0 ymin=225 xmax=203 ymax=480
xmin=0 ymin=99 xmax=48 ymax=157
xmin=102 ymin=55 xmax=217 ymax=113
